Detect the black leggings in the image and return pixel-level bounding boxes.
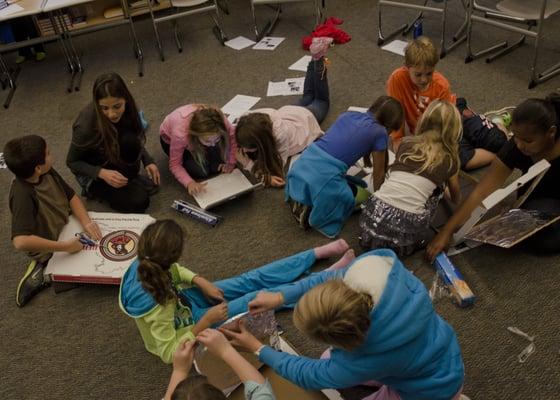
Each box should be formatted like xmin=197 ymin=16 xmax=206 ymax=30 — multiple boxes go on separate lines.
xmin=522 ymin=197 xmax=560 ymax=255
xmin=160 ymin=137 xmax=223 ymax=180
xmin=89 ymin=179 xmax=150 ymax=213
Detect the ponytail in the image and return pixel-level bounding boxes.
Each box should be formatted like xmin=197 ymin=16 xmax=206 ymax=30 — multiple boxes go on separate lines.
xmin=137 ymin=258 xmax=175 ymax=305
xmin=136 ymin=220 xmax=185 ymax=306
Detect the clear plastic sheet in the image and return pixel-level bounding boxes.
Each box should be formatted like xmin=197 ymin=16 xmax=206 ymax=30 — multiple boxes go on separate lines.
xmin=465 ymin=209 xmax=560 ymax=248
xmin=194 ymin=310 xmax=280 ymax=393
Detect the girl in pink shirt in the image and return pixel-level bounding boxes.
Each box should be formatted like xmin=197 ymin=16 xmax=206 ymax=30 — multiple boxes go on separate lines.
xmin=160 ymin=105 xmax=237 ymax=195
xmin=235 ymin=38 xmax=332 ymax=188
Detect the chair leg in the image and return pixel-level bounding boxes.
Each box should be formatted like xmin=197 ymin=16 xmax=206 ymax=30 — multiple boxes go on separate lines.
xmin=377 ymin=0 xmax=426 ymax=46
xmin=146 ymin=0 xmax=165 ymax=61
xmin=211 ymin=0 xmax=227 ymax=45
xmin=485 ymin=34 xmax=525 ymax=63
xmin=251 ymin=2 xmax=281 ymax=42
xmin=377 ymin=1 xmax=408 ymax=46
xmin=173 ymin=19 xmax=183 ymax=53
xmin=0 ymin=55 xmax=19 ymax=109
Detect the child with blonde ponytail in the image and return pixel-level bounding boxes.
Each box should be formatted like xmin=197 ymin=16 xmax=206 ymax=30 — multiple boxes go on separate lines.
xmin=119 ymin=219 xmax=356 ymax=364
xmin=359 ymin=100 xmax=463 ymax=256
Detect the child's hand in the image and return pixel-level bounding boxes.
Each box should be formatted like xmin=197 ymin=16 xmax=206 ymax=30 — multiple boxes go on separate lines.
xmin=145 ymin=163 xmax=161 ymax=186
xmin=172 ymin=340 xmax=196 ymax=375
xmin=194 ymin=277 xmax=225 ymax=304
xmin=64 ymin=237 xmax=83 ymax=253
xmin=426 ymin=230 xmax=452 ymax=262
xmin=236 ymin=149 xmax=251 ymax=167
xmin=197 ymin=329 xmax=233 ymax=358
xmin=204 ymin=302 xmax=228 ymax=325
xmin=98 ymin=168 xmax=128 ymax=188
xmin=187 ymin=181 xmax=207 ymax=195
xmin=218 ymin=163 xmax=235 ymax=173
xmin=269 ymin=176 xmax=286 ymax=188
xmin=84 ymin=221 xmax=102 ymax=241
xmin=220 ymin=320 xmax=263 ymax=353
xmin=248 ymin=291 xmax=284 ymax=315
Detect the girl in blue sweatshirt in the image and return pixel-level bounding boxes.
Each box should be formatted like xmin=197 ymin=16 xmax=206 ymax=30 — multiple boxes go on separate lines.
xmin=119 ymin=219 xmax=355 ymax=364
xmin=285 ymin=96 xmax=403 ymax=238
xmin=223 ymin=249 xmax=466 ymax=400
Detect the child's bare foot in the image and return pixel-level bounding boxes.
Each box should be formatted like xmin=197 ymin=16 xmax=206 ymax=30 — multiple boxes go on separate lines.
xmin=314 ymin=239 xmax=349 ymax=259
xmin=326 ymin=249 xmax=355 ymax=271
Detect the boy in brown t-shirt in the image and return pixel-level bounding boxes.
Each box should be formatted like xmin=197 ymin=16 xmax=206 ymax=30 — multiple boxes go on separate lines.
xmin=4 ymin=135 xmax=102 ymax=307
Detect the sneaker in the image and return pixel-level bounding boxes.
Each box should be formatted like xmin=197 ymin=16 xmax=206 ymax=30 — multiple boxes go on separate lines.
xmin=16 ymin=260 xmax=48 ymax=307
xmin=485 ymin=106 xmax=515 ymax=128
xmin=290 ymin=200 xmax=311 ymax=229
xmin=310 ymin=37 xmax=333 ymax=61
xmin=15 ymin=55 xmax=27 ymax=64
xmin=35 ymin=52 xmax=46 ymax=62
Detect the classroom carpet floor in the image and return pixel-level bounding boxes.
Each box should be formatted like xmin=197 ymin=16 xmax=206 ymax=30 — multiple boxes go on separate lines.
xmin=1 ymin=1 xmax=559 ymax=399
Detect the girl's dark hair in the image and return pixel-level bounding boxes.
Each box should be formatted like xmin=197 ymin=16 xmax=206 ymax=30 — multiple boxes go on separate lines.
xmin=363 ymin=96 xmax=404 ymax=167
xmin=172 ymin=375 xmax=227 ymax=400
xmin=188 ymin=107 xmax=230 ymax=174
xmin=137 ymin=220 xmax=184 ymax=305
xmin=512 ymin=92 xmax=560 ymax=139
xmin=3 ymin=135 xmax=47 ymax=179
xmin=235 ymin=113 xmax=284 ymax=186
xmin=91 ymin=72 xmax=144 ymax=165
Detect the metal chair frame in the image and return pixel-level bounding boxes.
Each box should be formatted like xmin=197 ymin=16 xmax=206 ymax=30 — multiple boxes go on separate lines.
xmin=465 ymin=0 xmax=560 ymax=88
xmin=147 ymin=0 xmax=227 ymax=61
xmin=377 ymin=0 xmax=468 ymax=58
xmin=250 ymin=0 xmax=325 ymax=42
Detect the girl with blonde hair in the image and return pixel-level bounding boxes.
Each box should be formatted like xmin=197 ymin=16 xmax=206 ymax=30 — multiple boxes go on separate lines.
xmin=160 ymin=105 xmax=237 ymax=195
xmin=222 ymin=249 xmax=466 ymax=400
xmin=359 ymin=100 xmax=463 ymax=256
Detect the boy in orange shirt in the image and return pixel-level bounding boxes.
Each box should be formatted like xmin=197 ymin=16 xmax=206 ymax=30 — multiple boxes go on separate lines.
xmin=387 ymin=37 xmax=508 ymax=170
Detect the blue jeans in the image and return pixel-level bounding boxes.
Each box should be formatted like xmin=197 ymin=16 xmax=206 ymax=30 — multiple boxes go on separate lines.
xmin=183 ymin=249 xmax=317 ymax=322
xmin=297 ymin=58 xmax=330 ymax=124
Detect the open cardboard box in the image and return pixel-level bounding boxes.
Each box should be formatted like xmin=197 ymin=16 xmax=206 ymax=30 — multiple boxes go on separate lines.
xmin=229 ymin=336 xmax=343 ymax=400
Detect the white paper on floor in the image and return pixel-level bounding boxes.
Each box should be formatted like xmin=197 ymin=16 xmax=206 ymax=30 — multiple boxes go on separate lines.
xmin=289 ymin=55 xmax=312 ymax=71
xmin=225 ymin=36 xmax=256 ymax=50
xmin=381 ymin=39 xmax=409 ymax=56
xmin=267 ymin=81 xmax=288 ymax=97
xmin=222 ymin=95 xmax=261 ymax=121
xmin=284 ymin=77 xmax=305 ymax=95
xmin=267 ymin=77 xmax=305 ymax=96
xmin=253 ymin=36 xmax=285 ymax=51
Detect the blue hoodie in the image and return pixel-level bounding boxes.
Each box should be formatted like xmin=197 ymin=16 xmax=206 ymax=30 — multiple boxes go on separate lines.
xmin=285 ymin=143 xmax=365 ymax=238
xmin=260 ymin=249 xmax=464 ymax=400
xmin=119 ymin=260 xmax=198 ymax=364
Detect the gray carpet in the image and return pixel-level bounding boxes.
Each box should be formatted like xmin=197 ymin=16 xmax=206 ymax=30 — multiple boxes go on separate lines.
xmin=1 ymin=1 xmax=559 ymax=399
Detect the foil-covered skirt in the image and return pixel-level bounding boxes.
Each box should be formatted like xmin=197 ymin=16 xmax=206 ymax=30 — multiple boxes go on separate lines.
xmin=359 ymin=193 xmax=441 ymax=257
